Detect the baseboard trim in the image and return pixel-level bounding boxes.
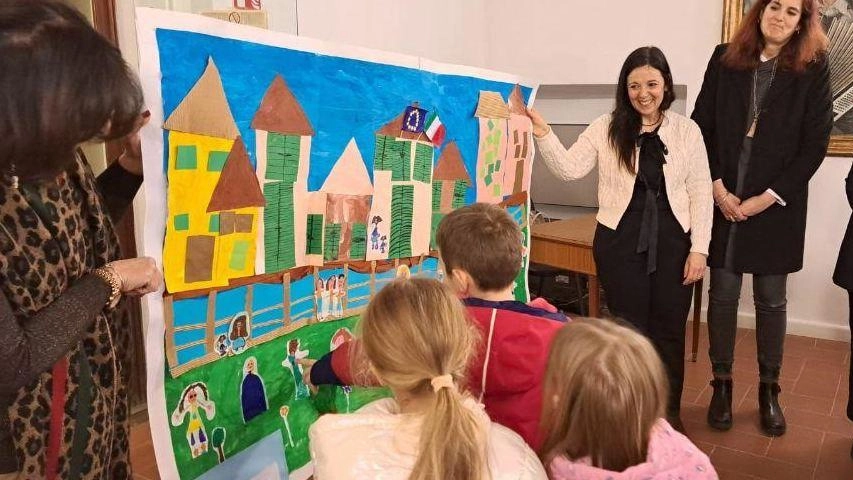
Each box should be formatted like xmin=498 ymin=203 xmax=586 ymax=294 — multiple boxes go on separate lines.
xmin=696 ymin=308 xmax=851 ymax=342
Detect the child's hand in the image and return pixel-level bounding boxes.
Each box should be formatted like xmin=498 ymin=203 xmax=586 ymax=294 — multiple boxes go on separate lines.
xmin=528 ymin=296 xmax=558 ymax=313
xmin=298 ymin=358 xmax=318 ymax=394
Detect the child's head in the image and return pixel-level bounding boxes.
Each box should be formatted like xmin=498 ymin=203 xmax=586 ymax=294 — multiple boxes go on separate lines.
xmin=359 ymin=277 xmax=485 ymax=480
xmin=540 ymin=318 xmax=668 ymax=472
xmin=436 ymin=203 xmax=522 ymax=293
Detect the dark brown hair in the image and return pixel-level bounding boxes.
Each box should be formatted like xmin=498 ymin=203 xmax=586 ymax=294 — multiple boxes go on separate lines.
xmin=436 ymin=203 xmax=522 ymax=291
xmin=0 ymin=0 xmax=144 ymax=180
xmin=608 ymin=47 xmax=676 ymax=174
xmin=723 ymin=0 xmax=828 ymax=72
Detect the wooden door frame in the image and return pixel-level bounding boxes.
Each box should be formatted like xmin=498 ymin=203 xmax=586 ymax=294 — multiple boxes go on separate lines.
xmin=90 ymin=0 xmax=148 ymax=409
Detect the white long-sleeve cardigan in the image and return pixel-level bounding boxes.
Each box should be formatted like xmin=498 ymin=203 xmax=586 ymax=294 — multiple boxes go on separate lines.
xmin=535 ymin=112 xmax=713 ymax=255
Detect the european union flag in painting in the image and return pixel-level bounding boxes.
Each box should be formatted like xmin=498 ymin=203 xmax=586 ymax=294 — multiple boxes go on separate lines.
xmin=402 ymin=105 xmax=427 ymax=133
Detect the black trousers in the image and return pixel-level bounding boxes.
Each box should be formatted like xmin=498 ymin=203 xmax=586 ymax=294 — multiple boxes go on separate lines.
xmin=848 ymin=291 xmax=853 ymax=421
xmin=593 ymin=204 xmax=693 ymax=413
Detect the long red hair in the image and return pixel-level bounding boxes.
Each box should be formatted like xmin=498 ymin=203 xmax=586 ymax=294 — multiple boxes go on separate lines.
xmin=723 ymin=0 xmax=828 ymax=72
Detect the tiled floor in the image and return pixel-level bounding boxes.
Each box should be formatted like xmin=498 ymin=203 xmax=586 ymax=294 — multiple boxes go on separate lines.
xmin=129 ymin=322 xmax=853 ymax=480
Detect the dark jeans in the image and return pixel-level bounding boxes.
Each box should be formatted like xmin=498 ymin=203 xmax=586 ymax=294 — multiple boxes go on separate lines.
xmin=707 ymin=267 xmax=788 ymax=382
xmin=593 ymin=213 xmax=692 ymax=414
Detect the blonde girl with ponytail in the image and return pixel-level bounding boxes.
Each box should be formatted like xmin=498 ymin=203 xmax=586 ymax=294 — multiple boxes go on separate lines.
xmin=309 ymin=277 xmax=545 ymax=479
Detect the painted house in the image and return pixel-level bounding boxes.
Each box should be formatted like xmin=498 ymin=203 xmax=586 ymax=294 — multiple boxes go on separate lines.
xmin=504 ymin=85 xmax=534 ymax=196
xmin=251 ymin=74 xmax=315 ymax=273
xmin=474 ymin=91 xmax=510 ymax=204
xmin=206 ymin=137 xmax=266 ymax=281
xmin=162 ymin=58 xmax=246 ymax=293
xmin=366 ymin=109 xmax=434 ymax=261
xmin=430 ymin=141 xmax=471 ymax=249
xmin=319 ymin=138 xmax=373 ymax=262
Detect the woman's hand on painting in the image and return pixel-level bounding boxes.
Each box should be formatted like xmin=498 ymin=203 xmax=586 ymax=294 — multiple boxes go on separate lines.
xmin=739 ymin=192 xmax=777 ymax=218
xmin=682 ymin=252 xmax=707 ymax=285
xmin=116 ymin=110 xmax=151 ymax=176
xmin=108 ymin=257 xmax=163 ymax=296
xmin=525 ymin=107 xmax=551 ymax=138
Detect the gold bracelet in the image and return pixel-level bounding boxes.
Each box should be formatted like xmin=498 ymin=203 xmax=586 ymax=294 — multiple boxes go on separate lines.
xmin=93 ymin=265 xmax=122 ymax=309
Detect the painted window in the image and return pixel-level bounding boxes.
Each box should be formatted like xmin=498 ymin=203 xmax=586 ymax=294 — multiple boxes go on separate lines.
xmin=389 ymin=185 xmax=414 ymax=258
xmin=229 ymin=240 xmax=250 ymax=270
xmin=324 ymin=223 xmax=341 ymax=261
xmin=175 ymin=145 xmax=197 ymax=170
xmin=413 ymin=143 xmax=433 ymax=183
xmin=306 ymin=214 xmax=324 ymax=255
xmin=220 ymin=212 xmax=254 ymax=234
xmin=350 ymin=223 xmax=367 ymax=260
xmin=431 ymin=182 xmax=442 ymax=211
xmin=207 ymin=151 xmax=229 ymax=172
xmin=452 ymin=181 xmax=467 ymax=209
xmin=174 ymin=213 xmax=190 ymax=231
xmin=263 ymin=182 xmax=296 ymax=271
xmin=266 ymin=133 xmax=300 ymax=182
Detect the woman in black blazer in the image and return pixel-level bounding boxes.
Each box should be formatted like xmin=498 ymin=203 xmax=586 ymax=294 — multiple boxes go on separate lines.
xmin=833 ymin=162 xmax=853 ymax=458
xmin=691 ymin=0 xmax=832 ymax=437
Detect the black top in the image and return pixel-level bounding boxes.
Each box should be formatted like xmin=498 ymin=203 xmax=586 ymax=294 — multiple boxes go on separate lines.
xmin=634 ymin=128 xmax=669 ymax=274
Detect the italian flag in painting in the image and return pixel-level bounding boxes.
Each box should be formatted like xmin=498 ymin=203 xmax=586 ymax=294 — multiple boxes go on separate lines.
xmin=424 ymin=111 xmax=446 ymax=147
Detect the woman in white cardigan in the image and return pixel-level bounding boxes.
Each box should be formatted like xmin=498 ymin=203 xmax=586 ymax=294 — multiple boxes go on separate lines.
xmin=528 ymin=46 xmax=712 ymax=431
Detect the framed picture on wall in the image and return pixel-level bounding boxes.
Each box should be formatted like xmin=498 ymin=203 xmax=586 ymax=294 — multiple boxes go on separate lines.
xmin=722 ymin=0 xmax=853 ymax=156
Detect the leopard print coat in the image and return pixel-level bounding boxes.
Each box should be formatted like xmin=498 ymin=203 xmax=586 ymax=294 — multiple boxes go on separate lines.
xmin=0 ymin=153 xmax=133 ymax=479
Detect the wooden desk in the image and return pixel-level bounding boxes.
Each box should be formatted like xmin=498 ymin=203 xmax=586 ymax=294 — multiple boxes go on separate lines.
xmin=530 ymin=214 xmax=601 ymax=316
xmin=530 ymin=214 xmax=704 ymax=362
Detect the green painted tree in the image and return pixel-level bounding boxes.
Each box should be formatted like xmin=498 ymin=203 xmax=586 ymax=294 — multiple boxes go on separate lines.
xmin=210 ymin=427 xmax=226 ymax=463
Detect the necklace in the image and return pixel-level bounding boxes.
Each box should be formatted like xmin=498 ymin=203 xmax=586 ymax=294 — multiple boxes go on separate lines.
xmin=747 ymin=57 xmax=778 ymax=138
xmin=641 ymin=113 xmax=662 ymax=126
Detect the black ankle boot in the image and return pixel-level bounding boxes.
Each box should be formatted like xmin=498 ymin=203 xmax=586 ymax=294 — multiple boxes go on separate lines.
xmin=758 ymin=382 xmax=786 ymax=436
xmin=707 ymin=378 xmax=733 ymax=431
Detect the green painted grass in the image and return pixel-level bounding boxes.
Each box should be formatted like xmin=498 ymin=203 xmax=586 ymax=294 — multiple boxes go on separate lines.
xmin=165 ymin=316 xmax=389 ymax=479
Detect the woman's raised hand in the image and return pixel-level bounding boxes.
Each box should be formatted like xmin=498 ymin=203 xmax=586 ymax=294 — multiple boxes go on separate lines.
xmin=525 ymin=107 xmax=551 ymax=138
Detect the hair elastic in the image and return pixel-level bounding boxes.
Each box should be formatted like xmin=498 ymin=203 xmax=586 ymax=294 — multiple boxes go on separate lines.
xmin=430 ymin=374 xmax=455 ymax=392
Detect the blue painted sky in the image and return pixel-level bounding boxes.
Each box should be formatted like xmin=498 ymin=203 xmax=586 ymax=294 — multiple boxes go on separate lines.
xmin=157 ymin=29 xmax=531 ymax=197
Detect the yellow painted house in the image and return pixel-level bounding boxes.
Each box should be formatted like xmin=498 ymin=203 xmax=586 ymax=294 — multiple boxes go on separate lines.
xmin=162 ymin=58 xmax=265 ymax=293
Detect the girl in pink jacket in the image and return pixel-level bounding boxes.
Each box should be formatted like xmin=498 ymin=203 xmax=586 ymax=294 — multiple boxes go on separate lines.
xmin=540 ymin=318 xmax=717 ymax=480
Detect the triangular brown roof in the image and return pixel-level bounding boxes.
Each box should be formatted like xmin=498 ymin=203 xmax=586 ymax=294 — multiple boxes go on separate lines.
xmin=376 ymin=111 xmax=423 ymax=141
xmin=474 ymin=91 xmax=510 ymax=119
xmin=433 ymin=141 xmax=471 ymax=183
xmin=207 ymin=136 xmax=266 ymax=212
xmin=164 ymin=58 xmax=240 ymax=139
xmin=508 ymin=85 xmax=526 ymax=115
xmin=250 ymin=75 xmax=314 ymax=136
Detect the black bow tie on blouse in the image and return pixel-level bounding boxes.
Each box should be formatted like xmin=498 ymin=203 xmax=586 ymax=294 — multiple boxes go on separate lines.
xmin=636 ymin=130 xmax=668 ymax=275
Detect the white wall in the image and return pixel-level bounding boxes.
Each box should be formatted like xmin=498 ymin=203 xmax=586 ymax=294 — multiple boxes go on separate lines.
xmin=482 ymin=0 xmax=721 ymax=112
xmin=296 ymin=0 xmax=487 ymax=68
xmin=116 ymin=0 xmax=851 ymax=340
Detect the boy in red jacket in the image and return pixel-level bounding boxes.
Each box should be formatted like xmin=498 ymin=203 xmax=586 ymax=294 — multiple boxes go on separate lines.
xmin=308 ymin=203 xmax=567 ymax=449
